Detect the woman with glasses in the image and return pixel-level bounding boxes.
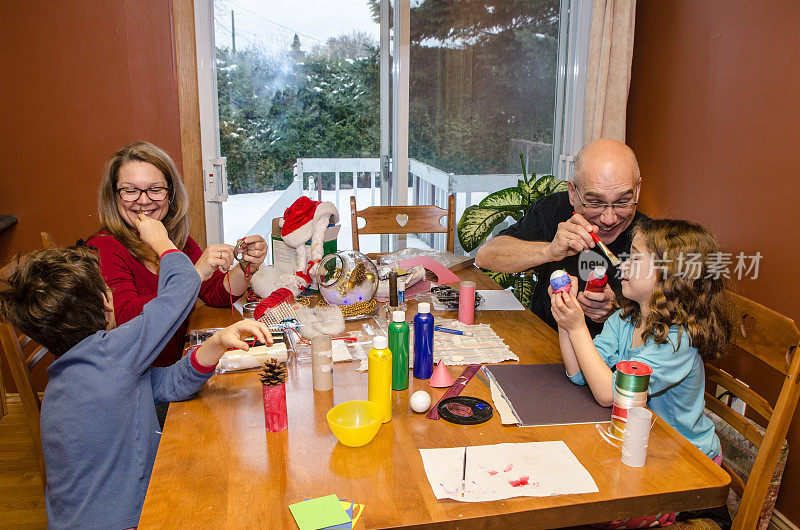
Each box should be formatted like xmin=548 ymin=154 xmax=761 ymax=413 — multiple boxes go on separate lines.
xmin=88 ymin=141 xmax=268 ymax=368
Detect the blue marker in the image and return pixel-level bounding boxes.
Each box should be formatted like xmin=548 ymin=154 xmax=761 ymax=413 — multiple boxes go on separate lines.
xmin=433 ymin=326 xmax=473 ymax=337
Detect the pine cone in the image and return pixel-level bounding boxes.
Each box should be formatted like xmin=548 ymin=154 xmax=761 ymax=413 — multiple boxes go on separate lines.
xmin=350 ymin=262 xmax=367 ymax=286
xmin=259 ymin=358 xmax=287 ymax=386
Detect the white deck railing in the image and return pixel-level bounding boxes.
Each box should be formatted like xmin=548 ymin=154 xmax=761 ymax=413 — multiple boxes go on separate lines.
xmin=292 ymin=157 xmax=527 ymax=253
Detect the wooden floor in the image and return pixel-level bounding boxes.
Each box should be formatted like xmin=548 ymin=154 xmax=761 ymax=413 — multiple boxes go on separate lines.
xmin=0 ymin=396 xmax=46 ymax=529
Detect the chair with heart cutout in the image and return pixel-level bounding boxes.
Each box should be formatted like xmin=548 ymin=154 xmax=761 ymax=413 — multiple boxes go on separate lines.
xmin=349 ymin=195 xmax=456 ymax=253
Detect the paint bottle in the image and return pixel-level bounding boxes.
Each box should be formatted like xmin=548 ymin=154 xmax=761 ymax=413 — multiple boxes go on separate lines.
xmin=586 ymin=266 xmax=608 ymax=293
xmin=413 ymin=302 xmax=434 ymax=380
xmin=368 ymin=336 xmax=393 ymax=423
xmin=389 ymin=311 xmax=410 ymax=390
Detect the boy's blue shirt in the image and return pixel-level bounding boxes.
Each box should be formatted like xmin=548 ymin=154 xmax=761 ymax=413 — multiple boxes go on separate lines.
xmin=568 ymin=311 xmax=720 ymax=459
xmin=41 ymin=251 xmax=213 ymax=529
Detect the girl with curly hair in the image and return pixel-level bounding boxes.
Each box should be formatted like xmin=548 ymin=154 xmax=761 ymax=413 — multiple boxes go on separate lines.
xmin=549 ymin=218 xmax=733 ymax=527
xmin=552 ymin=218 xmax=732 ymax=452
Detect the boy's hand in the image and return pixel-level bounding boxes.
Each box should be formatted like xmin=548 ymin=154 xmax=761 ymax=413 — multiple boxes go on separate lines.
xmin=212 ymin=320 xmax=273 ymax=351
xmin=134 ymin=214 xmax=177 ymax=256
xmin=195 ymin=320 xmax=274 ymax=368
xmin=551 ymin=277 xmax=586 ymax=332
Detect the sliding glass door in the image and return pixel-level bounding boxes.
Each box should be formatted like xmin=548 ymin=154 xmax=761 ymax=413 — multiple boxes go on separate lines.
xmin=195 ymin=0 xmax=587 ymax=253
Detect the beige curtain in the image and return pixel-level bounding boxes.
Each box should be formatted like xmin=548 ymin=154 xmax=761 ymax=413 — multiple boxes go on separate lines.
xmin=583 ymin=0 xmax=637 ymax=143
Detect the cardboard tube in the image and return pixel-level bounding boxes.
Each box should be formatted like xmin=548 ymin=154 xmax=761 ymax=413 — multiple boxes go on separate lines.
xmin=311 ymin=335 xmax=334 ymax=391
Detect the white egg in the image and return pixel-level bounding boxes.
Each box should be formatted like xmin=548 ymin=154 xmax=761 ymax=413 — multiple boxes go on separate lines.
xmin=410 ymin=390 xmax=431 ymax=413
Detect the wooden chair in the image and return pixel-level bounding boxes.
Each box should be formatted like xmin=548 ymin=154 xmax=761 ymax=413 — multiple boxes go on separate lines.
xmin=350 ymin=195 xmax=456 ymax=253
xmin=40 ymin=231 xmax=56 ymax=249
xmin=565 ymin=292 xmax=800 ymax=530
xmin=0 ymin=232 xmax=54 ymax=419
xmin=0 ymin=319 xmax=49 ymax=488
xmin=699 ymin=291 xmax=800 ymax=529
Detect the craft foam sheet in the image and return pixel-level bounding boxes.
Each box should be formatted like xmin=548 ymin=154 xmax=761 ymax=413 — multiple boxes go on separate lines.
xmin=419 ymin=441 xmax=598 ymax=503
xmin=410 ymin=319 xmax=519 ymax=366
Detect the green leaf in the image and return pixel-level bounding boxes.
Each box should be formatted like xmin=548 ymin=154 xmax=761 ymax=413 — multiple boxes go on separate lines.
xmin=457 ymin=206 xmax=513 ymax=252
xmin=519 ymin=153 xmax=528 ymax=182
xmin=517 ymin=179 xmax=535 ymax=205
xmin=545 ymin=176 xmax=568 ymax=194
xmin=479 ymin=187 xmax=525 ymax=209
xmin=533 ymin=175 xmax=555 ymax=196
xmin=482 ymin=268 xmax=516 ymax=289
xmin=513 ymin=273 xmax=535 ymax=308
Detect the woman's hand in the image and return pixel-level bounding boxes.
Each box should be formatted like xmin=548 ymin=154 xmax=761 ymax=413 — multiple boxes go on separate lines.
xmin=134 ymin=214 xmax=176 ymax=256
xmin=195 ymin=244 xmax=235 ymax=282
xmin=237 ymin=235 xmax=268 ymax=270
xmin=195 ymin=320 xmax=273 ymax=367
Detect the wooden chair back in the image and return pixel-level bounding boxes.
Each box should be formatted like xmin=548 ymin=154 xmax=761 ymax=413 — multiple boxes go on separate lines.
xmin=1 ymin=233 xmax=55 ymax=419
xmin=0 ymin=319 xmax=49 ymax=488
xmin=350 ymin=195 xmax=456 ymax=253
xmin=703 ymin=291 xmax=800 ymax=530
xmin=40 ymin=231 xmax=56 ymax=249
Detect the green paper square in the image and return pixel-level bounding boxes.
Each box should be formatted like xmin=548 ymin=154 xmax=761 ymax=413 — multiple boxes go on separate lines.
xmin=289 ymin=494 xmax=351 ymax=530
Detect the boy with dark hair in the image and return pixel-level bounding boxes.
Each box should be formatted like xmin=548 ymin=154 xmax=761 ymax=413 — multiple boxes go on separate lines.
xmin=0 ymin=214 xmax=271 ymax=529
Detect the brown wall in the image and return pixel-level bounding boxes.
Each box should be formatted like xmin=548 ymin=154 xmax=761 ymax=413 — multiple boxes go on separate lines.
xmin=0 ymin=0 xmax=185 ymax=391
xmin=627 ymin=0 xmax=800 ymax=523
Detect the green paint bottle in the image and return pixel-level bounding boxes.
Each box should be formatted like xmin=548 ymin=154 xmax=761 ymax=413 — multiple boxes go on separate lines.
xmin=389 ymin=310 xmax=410 ymax=390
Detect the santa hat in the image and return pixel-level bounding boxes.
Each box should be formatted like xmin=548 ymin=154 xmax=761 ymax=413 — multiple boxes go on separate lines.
xmin=279 ymin=196 xmax=339 ymax=249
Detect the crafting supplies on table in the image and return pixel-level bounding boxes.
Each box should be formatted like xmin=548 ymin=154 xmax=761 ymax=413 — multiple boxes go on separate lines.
xmin=409 ymin=319 xmax=519 ymax=366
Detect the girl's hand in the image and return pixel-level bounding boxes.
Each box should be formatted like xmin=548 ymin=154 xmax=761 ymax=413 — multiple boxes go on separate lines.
xmin=134 ymin=214 xmax=176 ymax=256
xmin=551 ymin=284 xmax=586 ymax=332
xmin=195 ymin=244 xmax=235 ymax=281
xmin=195 ymin=320 xmax=274 ymax=367
xmin=237 ymin=235 xmax=268 ymax=268
xmin=547 ymin=273 xmax=579 ymax=297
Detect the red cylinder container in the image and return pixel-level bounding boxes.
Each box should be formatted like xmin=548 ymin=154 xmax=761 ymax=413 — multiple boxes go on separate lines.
xmin=262 ymin=383 xmax=288 ymax=432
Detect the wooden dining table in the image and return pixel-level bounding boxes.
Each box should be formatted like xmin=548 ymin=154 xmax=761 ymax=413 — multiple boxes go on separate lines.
xmin=138 ymin=265 xmax=730 ymax=529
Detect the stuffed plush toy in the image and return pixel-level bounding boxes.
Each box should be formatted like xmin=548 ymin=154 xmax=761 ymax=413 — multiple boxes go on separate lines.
xmin=250 ymin=196 xmax=339 ymax=297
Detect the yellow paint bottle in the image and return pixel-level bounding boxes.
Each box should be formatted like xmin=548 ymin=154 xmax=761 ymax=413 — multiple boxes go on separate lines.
xmin=368 ymin=336 xmax=393 ymax=423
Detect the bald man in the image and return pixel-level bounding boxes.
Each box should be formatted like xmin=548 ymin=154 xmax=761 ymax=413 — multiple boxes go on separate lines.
xmin=475 ymin=139 xmax=648 ymax=336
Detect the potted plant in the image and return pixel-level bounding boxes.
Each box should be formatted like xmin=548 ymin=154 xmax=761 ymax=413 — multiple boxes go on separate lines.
xmin=457 ymin=155 xmax=566 ymax=306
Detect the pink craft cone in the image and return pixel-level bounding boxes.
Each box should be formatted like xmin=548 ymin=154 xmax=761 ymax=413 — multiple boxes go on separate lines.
xmin=429 ymin=360 xmax=455 ymax=388
xmin=262 ymin=383 xmax=288 ymax=432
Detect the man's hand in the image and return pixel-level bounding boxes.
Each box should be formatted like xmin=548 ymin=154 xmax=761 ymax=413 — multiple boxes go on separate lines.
xmin=577 ymin=284 xmax=616 ymax=323
xmin=134 ymin=213 xmax=176 ymax=256
xmin=547 ymin=213 xmax=597 ymax=262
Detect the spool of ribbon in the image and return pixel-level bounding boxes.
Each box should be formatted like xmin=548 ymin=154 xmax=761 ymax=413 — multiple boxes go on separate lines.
xmin=610 ymin=360 xmax=652 ymax=439
xmin=621 ymin=407 xmax=653 ymax=467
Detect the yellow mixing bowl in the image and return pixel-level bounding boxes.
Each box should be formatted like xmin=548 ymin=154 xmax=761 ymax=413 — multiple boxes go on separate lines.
xmin=326 ymin=400 xmax=382 ymax=447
